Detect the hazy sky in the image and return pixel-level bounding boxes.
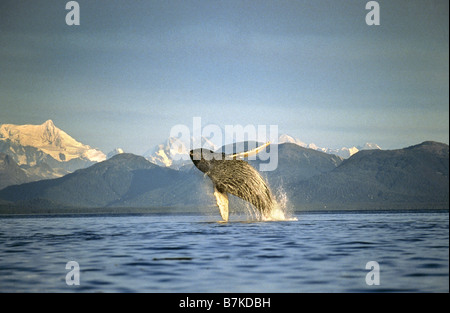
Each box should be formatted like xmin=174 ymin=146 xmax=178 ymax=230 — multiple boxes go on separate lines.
xmin=0 ymin=0 xmax=448 ymax=154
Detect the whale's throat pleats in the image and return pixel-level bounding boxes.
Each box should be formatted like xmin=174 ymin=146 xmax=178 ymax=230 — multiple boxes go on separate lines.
xmin=214 ymin=187 xmax=229 ymax=222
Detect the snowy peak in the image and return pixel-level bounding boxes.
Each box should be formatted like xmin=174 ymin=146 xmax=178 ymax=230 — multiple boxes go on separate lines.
xmin=0 ymin=120 xmax=106 ymax=164
xmin=278 ymin=134 xmax=307 ymax=147
xmin=144 ymin=136 xmax=217 ymax=169
xmin=144 ymin=137 xmax=190 ymax=168
xmin=357 ymin=142 xmax=381 ymax=150
xmin=1 ymin=119 xmax=63 ymax=148
xmin=41 ymin=119 xmax=59 ymax=145
xmin=278 ymin=134 xmax=381 ymax=158
xmin=107 ymin=148 xmax=125 ymax=159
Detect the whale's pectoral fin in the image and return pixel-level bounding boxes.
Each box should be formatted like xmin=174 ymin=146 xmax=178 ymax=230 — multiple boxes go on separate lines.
xmin=229 ymin=141 xmax=270 ymax=159
xmin=213 ymin=187 xmax=229 ymax=222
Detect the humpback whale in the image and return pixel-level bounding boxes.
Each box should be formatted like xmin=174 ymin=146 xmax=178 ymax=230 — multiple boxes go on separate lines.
xmin=190 ymin=142 xmax=274 ymax=221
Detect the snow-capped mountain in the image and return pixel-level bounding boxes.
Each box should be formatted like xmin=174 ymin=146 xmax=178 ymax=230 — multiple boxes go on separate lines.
xmin=0 ymin=120 xmax=106 ymax=164
xmin=107 ymin=148 xmax=124 ymax=159
xmin=144 ymin=133 xmax=381 ymax=170
xmin=278 ymin=134 xmax=380 ymax=158
xmin=144 ymin=137 xmax=189 ymax=168
xmin=144 ymin=136 xmax=217 ymax=169
xmin=0 ymin=120 xmax=106 ymax=179
xmin=278 ymin=134 xmax=307 ymax=147
xmin=357 ymin=142 xmax=382 ymax=150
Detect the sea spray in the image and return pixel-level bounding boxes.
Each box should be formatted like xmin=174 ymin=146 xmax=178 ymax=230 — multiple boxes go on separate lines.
xmin=263 ymin=185 xmax=297 ymax=221
xmin=238 ymin=184 xmax=297 ymax=222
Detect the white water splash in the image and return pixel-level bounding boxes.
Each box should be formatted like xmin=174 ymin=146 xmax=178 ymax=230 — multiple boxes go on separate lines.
xmin=265 ymin=185 xmax=298 ymax=221
xmin=241 ymin=185 xmax=297 ymax=222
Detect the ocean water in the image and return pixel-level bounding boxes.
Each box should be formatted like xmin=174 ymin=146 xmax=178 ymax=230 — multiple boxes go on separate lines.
xmin=0 ymin=211 xmax=448 ymax=293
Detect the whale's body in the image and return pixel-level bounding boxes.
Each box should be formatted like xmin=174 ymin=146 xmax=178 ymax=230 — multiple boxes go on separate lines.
xmin=190 ymin=144 xmax=274 ymax=221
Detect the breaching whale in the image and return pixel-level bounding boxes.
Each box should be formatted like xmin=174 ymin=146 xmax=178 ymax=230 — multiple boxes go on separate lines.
xmin=189 ymin=142 xmax=274 ymax=221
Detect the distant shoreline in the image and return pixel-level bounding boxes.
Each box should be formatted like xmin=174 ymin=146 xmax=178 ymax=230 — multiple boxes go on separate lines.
xmin=0 ymin=203 xmax=448 ymax=216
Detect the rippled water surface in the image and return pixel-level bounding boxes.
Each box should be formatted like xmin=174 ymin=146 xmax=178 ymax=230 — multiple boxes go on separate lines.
xmin=0 ymin=211 xmax=448 ymax=292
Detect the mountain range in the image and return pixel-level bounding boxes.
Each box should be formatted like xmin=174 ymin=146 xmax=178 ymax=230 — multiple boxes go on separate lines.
xmin=277 ymin=134 xmax=381 ymax=158
xmin=0 ymin=140 xmax=448 ymax=213
xmin=0 ymin=120 xmax=381 ymax=185
xmin=143 ymin=133 xmax=381 ymax=170
xmin=289 ymin=141 xmax=449 ymax=208
xmin=0 ymin=120 xmax=448 ymax=213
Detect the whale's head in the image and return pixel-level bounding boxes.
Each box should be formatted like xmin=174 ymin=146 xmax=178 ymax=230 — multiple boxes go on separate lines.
xmin=189 ymin=149 xmax=215 ymax=174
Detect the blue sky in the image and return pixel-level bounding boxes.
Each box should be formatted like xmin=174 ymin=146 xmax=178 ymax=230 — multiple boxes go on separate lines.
xmin=0 ymin=0 xmax=448 ymax=154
